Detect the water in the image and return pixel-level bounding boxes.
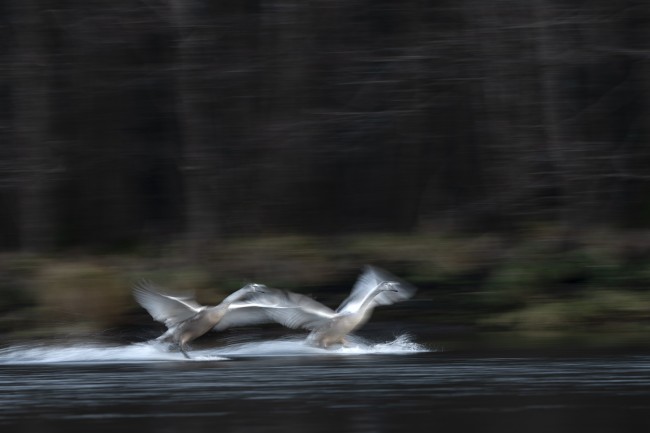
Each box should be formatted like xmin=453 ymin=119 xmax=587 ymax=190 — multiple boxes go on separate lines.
xmin=1 ymin=335 xmax=650 ymax=433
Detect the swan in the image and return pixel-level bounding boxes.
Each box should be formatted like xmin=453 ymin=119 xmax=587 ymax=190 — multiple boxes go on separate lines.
xmin=133 ymin=281 xmax=275 ymax=358
xmin=252 ymin=266 xmax=417 ymax=348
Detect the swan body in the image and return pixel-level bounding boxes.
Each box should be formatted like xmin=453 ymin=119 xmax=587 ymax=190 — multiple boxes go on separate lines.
xmin=254 ymin=266 xmax=417 ymax=348
xmin=133 ymin=282 xmax=271 ymax=357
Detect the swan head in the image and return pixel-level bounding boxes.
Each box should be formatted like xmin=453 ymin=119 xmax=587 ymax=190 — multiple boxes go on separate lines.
xmin=243 ymin=283 xmax=268 ymax=293
xmin=378 ymin=281 xmax=399 ymax=292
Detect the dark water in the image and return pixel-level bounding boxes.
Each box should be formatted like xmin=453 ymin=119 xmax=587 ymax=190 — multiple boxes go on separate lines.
xmin=2 ymin=336 xmax=650 ymax=433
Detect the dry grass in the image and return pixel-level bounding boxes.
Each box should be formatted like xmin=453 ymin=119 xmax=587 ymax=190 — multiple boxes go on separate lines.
xmin=34 ymin=261 xmax=131 ymax=332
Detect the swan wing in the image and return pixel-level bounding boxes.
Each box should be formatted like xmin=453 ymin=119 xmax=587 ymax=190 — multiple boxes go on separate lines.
xmin=220 ymin=283 xmax=265 ymax=304
xmin=335 ymin=266 xmax=382 ymax=314
xmin=132 ymin=280 xmax=203 ymax=328
xmin=212 ymin=302 xmax=278 ymax=331
xmin=247 ymin=287 xmax=336 ymax=330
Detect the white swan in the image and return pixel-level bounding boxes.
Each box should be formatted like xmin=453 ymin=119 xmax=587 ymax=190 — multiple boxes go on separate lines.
xmin=254 ymin=266 xmax=417 ymax=348
xmin=133 ymin=281 xmax=274 ymax=358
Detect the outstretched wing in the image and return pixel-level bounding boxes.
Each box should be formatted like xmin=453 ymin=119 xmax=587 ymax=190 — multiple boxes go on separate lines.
xmin=336 ymin=266 xmax=417 ymax=314
xmin=132 ymin=280 xmax=203 ymax=328
xmin=236 ymin=287 xmax=336 ymax=331
xmin=212 ymin=301 xmax=279 ymax=331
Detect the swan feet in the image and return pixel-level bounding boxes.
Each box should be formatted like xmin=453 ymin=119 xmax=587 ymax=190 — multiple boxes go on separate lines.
xmin=177 ymin=343 xmax=191 ymax=359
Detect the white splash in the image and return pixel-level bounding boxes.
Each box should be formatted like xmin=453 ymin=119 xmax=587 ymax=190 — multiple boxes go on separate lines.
xmin=0 ymin=334 xmax=427 ymax=364
xmin=171 ymin=334 xmax=427 ymax=358
xmin=0 ymin=342 xmax=225 ymax=364
xmin=340 ymin=334 xmax=428 ymax=354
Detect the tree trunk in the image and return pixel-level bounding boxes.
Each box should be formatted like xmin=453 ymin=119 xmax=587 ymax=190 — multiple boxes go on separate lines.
xmin=170 ymin=0 xmax=222 ymax=253
xmin=11 ymin=0 xmax=53 ymax=252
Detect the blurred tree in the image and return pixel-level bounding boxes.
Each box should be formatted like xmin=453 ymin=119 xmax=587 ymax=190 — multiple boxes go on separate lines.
xmin=10 ymin=0 xmax=54 ymax=252
xmin=0 ymin=0 xmax=648 ymax=251
xmin=171 ymin=0 xmax=222 ymax=249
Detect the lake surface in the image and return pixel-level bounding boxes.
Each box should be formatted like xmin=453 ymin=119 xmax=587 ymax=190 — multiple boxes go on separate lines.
xmin=2 ymin=335 xmax=650 ymax=433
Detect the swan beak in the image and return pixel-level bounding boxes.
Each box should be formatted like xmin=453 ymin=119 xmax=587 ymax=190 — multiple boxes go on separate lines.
xmin=382 ymin=281 xmax=400 ymax=292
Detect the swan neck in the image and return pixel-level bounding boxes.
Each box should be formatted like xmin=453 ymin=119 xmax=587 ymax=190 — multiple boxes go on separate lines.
xmin=205 ymin=305 xmax=226 ymax=322
xmin=358 ymin=285 xmax=382 ymax=312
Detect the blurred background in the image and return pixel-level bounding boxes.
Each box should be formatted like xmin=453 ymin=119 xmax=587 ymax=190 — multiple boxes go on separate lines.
xmin=1 ymin=1 xmax=649 ymax=346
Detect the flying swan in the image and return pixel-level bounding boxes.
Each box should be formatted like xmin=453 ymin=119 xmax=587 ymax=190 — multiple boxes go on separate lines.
xmin=133 ymin=281 xmax=276 ymax=358
xmin=251 ymin=265 xmax=417 ymax=348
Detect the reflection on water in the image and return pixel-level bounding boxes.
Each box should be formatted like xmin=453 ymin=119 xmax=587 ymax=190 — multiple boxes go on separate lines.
xmin=1 ymin=336 xmax=650 ymax=433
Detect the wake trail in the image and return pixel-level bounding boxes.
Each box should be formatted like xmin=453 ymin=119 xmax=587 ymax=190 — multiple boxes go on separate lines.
xmin=0 ymin=334 xmax=428 ymax=365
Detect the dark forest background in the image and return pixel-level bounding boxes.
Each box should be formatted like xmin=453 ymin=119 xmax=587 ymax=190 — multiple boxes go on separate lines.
xmin=1 ymin=0 xmax=649 ymax=253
